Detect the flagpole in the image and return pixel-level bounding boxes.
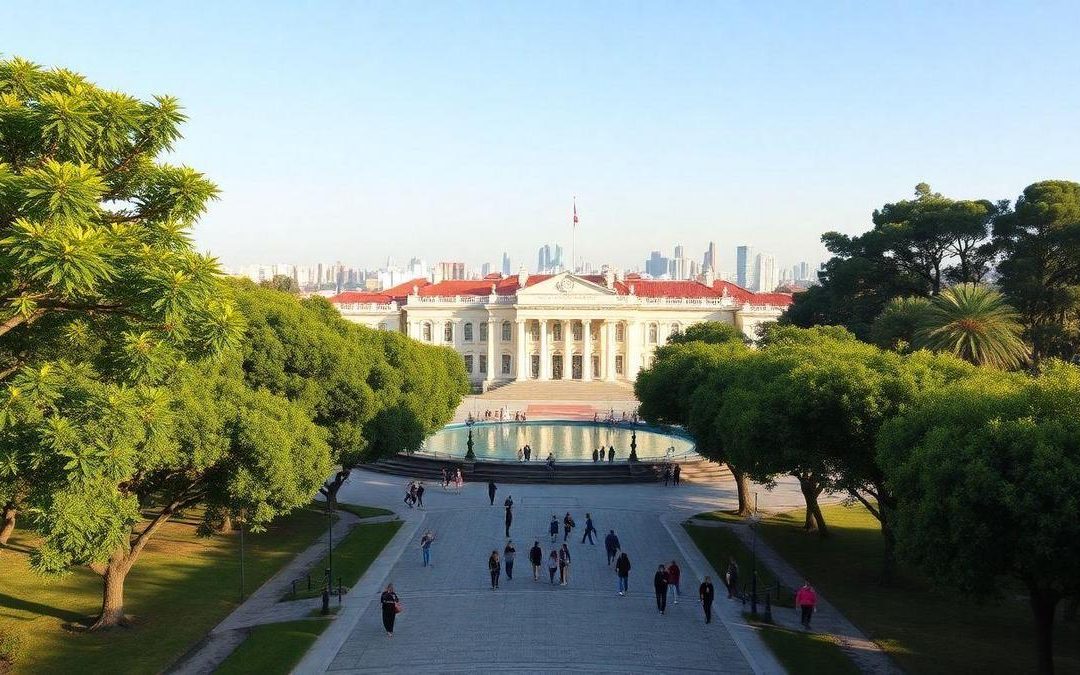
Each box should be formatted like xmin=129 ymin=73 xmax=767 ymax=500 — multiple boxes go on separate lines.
xmin=572 ymin=196 xmax=577 ymax=275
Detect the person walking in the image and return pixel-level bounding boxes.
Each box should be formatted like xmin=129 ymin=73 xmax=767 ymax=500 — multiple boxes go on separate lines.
xmin=404 ymin=481 xmax=415 ymax=507
xmin=559 ymin=543 xmax=572 ymax=585
xmin=562 ymin=512 xmax=575 ymax=542
xmin=504 ymin=495 xmax=514 ymax=537
xmin=700 ymin=576 xmax=715 ymax=624
xmin=673 ymin=464 xmax=681 ymax=486
xmin=604 ymin=530 xmax=621 ymax=565
xmin=488 ymin=480 xmax=497 ymax=506
xmin=663 ymin=464 xmax=671 ymax=487
xmin=725 ymin=557 xmax=740 ymax=599
xmin=615 ymin=552 xmax=631 ymax=595
xmin=420 ymin=530 xmax=436 ymax=567
xmin=547 ymin=549 xmax=559 ymax=585
xmin=529 ymin=541 xmax=543 ymax=581
xmin=654 ymin=565 xmax=669 ymax=615
xmin=440 ymin=467 xmax=448 ymax=490
xmin=581 ymin=513 xmax=597 ymax=544
xmin=549 ymin=515 xmax=559 ymax=543
xmin=380 ymin=583 xmax=400 ymax=638
xmin=503 ymin=540 xmax=516 ymax=580
xmin=415 ymin=481 xmax=425 ymax=508
xmin=524 ymin=444 xmax=531 ymax=461
xmin=795 ymin=580 xmax=818 ymax=629
xmin=608 ymin=445 xmax=615 ymax=462
xmin=488 ymin=550 xmax=501 ymax=590
xmin=454 ymin=468 xmax=464 ymax=491
xmin=667 ymin=560 xmax=681 ymax=605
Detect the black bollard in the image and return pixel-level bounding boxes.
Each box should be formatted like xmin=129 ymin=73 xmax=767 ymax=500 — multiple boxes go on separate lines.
xmin=751 ymin=571 xmax=759 ymax=617
xmin=321 ymin=588 xmax=330 ymax=615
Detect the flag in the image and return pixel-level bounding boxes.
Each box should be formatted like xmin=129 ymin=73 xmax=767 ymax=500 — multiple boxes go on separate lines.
xmin=573 ymin=199 xmax=578 ymax=226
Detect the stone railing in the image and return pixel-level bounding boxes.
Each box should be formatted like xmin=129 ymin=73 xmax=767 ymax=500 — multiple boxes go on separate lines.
xmin=335 ymin=302 xmax=397 ymax=313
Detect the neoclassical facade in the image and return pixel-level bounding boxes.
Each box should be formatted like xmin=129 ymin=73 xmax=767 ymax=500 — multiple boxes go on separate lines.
xmin=330 ymin=271 xmax=793 ymax=388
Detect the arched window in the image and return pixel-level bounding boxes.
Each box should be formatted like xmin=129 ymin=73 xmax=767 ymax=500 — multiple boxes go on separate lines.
xmin=464 ymin=322 xmax=474 ymax=342
xmin=670 ymin=323 xmax=681 ymax=336
xmin=648 ymin=323 xmax=658 ymax=343
xmin=615 ymin=323 xmax=625 ymax=342
xmin=422 ymin=322 xmax=432 ymax=342
xmin=444 ymin=322 xmax=453 ymax=342
xmin=502 ymin=321 xmax=512 ymax=341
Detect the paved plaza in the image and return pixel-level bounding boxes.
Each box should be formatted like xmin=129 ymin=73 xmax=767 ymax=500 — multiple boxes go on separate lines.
xmin=294 ymin=470 xmax=817 ymax=674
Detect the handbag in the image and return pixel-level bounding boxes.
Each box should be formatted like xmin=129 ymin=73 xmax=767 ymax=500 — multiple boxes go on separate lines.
xmin=394 ymin=601 xmax=403 ymax=614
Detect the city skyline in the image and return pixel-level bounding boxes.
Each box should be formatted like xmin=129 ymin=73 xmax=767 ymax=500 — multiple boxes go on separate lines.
xmin=5 ymin=2 xmax=1077 ymax=272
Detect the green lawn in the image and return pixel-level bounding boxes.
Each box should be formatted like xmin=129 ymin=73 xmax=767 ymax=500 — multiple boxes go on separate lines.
xmin=707 ymin=504 xmax=1080 ymax=674
xmin=214 ymin=619 xmax=330 ymax=675
xmin=286 ymin=520 xmax=402 ymax=600
xmin=335 ymin=503 xmax=394 ymax=519
xmin=748 ymin=617 xmax=860 ymax=675
xmin=684 ymin=524 xmax=794 ymax=607
xmin=0 ymin=504 xmax=330 ymax=674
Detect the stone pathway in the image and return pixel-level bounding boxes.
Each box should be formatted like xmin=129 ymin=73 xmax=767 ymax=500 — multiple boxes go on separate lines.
xmin=294 ymin=471 xmax=829 ymax=674
xmin=687 ymin=518 xmax=901 ymax=674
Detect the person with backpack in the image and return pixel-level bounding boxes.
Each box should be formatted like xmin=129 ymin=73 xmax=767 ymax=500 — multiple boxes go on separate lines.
xmin=615 ymin=551 xmax=631 ymax=595
xmin=604 ymin=530 xmax=621 ymax=565
xmin=562 ymin=512 xmax=575 ymax=542
xmin=488 ymin=550 xmax=501 ymax=590
xmin=654 ymin=564 xmax=669 ymax=615
xmin=529 ymin=541 xmax=543 ymax=581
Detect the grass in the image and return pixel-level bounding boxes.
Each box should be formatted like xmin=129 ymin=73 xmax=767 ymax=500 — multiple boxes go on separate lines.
xmin=0 ymin=503 xmax=332 ymax=675
xmin=748 ymin=616 xmax=860 ymax=675
xmin=684 ymin=524 xmax=794 ymax=607
xmin=711 ymin=503 xmax=1080 ymax=674
xmin=214 ymin=619 xmax=329 ymax=675
xmin=335 ymin=503 xmax=394 ymax=519
xmin=286 ymin=520 xmax=402 ymax=600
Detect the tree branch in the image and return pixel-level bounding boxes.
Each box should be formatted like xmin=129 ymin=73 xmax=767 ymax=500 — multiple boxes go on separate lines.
xmin=848 ymin=488 xmax=882 ymax=522
xmin=0 ymin=310 xmax=43 ymax=338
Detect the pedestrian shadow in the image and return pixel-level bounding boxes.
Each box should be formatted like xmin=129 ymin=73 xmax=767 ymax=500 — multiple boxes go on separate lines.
xmin=0 ymin=592 xmax=86 ymax=624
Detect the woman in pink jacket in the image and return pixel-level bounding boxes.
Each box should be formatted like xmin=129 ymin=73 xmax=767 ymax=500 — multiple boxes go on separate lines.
xmin=795 ymin=580 xmax=817 ymax=629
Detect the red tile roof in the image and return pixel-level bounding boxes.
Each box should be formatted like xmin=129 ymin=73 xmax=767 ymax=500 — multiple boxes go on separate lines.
xmin=331 ymin=275 xmax=792 ymax=307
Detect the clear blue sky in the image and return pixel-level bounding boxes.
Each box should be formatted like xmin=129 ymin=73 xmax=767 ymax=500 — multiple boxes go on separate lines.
xmin=4 ymin=1 xmax=1079 ymax=275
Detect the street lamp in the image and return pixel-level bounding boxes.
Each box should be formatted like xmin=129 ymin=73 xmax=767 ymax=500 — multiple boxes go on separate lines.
xmin=750 ymin=492 xmax=760 ymax=617
xmin=237 ymin=509 xmax=247 ymax=602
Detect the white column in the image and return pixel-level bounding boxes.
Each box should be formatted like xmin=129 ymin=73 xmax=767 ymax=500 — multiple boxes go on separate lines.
xmin=515 ymin=319 xmax=527 ymax=381
xmin=627 ymin=320 xmax=642 ymax=382
xmin=486 ymin=318 xmax=497 ymax=383
xmin=583 ymin=319 xmax=593 ymax=381
xmin=562 ymin=319 xmax=572 ymax=380
xmin=604 ymin=320 xmax=616 ymax=381
xmin=539 ymin=319 xmax=550 ymax=381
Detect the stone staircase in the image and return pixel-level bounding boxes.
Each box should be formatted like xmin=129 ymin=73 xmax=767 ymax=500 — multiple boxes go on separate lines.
xmin=363 ymin=453 xmax=731 ymax=485
xmin=471 ymin=379 xmax=637 ymax=401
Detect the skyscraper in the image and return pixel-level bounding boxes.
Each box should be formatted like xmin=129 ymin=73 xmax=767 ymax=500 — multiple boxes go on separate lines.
xmin=537 ymin=245 xmax=550 ymax=272
xmin=645 ymin=250 xmax=669 ymax=278
xmin=792 ymin=261 xmax=811 ymax=282
xmin=753 ymin=253 xmax=777 ymax=293
xmin=481 ymin=262 xmax=492 ymax=276
xmin=501 ymin=252 xmax=511 ymax=275
xmin=736 ymin=246 xmax=753 ymax=288
xmin=703 ymin=241 xmax=718 ymax=274
xmin=437 ymin=261 xmax=466 ymax=281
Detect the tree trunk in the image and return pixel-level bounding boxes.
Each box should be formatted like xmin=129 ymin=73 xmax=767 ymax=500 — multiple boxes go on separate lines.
xmin=322 ymin=469 xmax=350 ymax=509
xmin=90 ymin=556 xmax=133 ymax=630
xmin=1028 ymin=585 xmax=1060 ymax=675
xmin=729 ymin=465 xmax=752 ymax=516
xmin=797 ymin=477 xmax=828 ymax=538
xmin=0 ymin=502 xmax=15 ymax=546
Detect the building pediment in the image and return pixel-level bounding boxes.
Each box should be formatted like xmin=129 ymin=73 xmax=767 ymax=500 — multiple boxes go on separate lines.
xmin=516 ymin=272 xmax=618 ymax=298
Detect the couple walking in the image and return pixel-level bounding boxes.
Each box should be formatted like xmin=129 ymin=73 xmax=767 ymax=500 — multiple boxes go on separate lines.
xmin=652 ymin=560 xmax=681 ymax=615
xmin=527 ymin=540 xmax=572 ymax=585
xmin=487 ymin=541 xmax=518 ymax=589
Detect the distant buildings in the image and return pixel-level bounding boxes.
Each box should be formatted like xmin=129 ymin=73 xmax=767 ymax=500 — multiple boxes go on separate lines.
xmin=752 ymin=252 xmax=778 ymax=293
xmin=536 ymin=244 xmax=565 ymax=273
xmin=501 ymin=252 xmax=511 ymax=276
xmin=437 ymin=261 xmax=466 ymax=281
xmin=736 ymin=245 xmax=753 ymax=289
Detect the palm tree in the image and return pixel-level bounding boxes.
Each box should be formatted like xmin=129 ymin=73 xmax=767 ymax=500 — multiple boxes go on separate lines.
xmin=870 ymin=296 xmax=932 ymax=352
xmin=916 ymin=283 xmax=1030 ymax=369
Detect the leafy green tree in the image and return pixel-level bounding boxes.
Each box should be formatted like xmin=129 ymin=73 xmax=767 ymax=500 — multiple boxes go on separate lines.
xmin=916 ymin=283 xmax=1029 ymax=369
xmin=636 ymin=341 xmax=755 ymax=514
xmin=0 ymin=58 xmax=241 ymax=543
xmin=869 ymin=296 xmax=931 ymax=352
xmin=666 ymin=321 xmax=749 ymax=346
xmin=5 ymin=360 xmax=330 ymax=629
xmin=259 ymin=274 xmax=300 ymax=294
xmin=993 ymin=180 xmax=1080 ymax=365
xmin=880 ymin=364 xmax=1080 ymax=673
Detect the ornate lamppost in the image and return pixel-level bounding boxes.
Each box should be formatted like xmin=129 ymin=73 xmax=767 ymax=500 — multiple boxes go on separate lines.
xmin=465 ymin=427 xmax=475 ymax=460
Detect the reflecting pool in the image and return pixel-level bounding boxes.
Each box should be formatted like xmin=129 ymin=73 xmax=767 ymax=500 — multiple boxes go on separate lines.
xmin=421 ymin=421 xmax=695 ymax=462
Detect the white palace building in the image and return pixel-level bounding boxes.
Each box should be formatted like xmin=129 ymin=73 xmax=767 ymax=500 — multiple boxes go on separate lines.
xmin=329 ymin=270 xmax=793 ymax=388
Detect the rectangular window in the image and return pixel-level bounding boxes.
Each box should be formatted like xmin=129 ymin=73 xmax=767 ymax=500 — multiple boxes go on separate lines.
xmin=444 ymin=323 xmax=453 ymax=342
xmin=480 ymin=322 xmax=488 ymax=342
xmin=464 ymin=323 xmax=473 ymax=342
xmin=553 ymin=323 xmax=562 ymax=341
xmin=502 ymin=322 xmax=512 ymax=341
xmin=616 ymin=324 xmax=625 ymax=342
xmin=479 ymin=355 xmax=487 ymax=374
xmin=530 ymin=325 xmax=540 ymax=341
xmin=423 ymin=324 xmax=432 ymax=342
xmin=615 ymin=355 xmax=624 ymax=375
xmin=573 ymin=323 xmax=582 ymax=340
xmin=501 ymin=354 xmax=511 ymax=375
xmin=464 ymin=355 xmax=473 ymax=373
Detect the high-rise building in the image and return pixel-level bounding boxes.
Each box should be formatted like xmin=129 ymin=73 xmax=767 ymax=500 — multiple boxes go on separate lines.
xmin=674 ymin=244 xmax=685 ymax=260
xmin=481 ymin=262 xmax=492 ymax=277
xmin=792 ymin=261 xmax=811 ymax=283
xmin=501 ymin=252 xmax=511 ymax=275
xmin=753 ymin=253 xmax=777 ymax=293
xmin=437 ymin=261 xmax=466 ymax=281
xmin=736 ymin=246 xmax=753 ymax=288
xmin=645 ymin=250 xmax=669 ymax=278
xmin=553 ymin=244 xmax=564 ymax=270
xmin=703 ymin=241 xmax=718 ymax=274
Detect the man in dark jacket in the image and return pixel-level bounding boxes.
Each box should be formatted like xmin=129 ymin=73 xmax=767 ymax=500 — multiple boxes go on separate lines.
xmin=581 ymin=513 xmax=597 ymax=544
xmin=616 ymin=552 xmax=631 ymax=595
xmin=488 ymin=480 xmax=497 ymax=505
xmin=529 ymin=541 xmax=543 ymax=581
xmin=654 ymin=565 xmax=669 ymax=615
xmin=700 ymin=576 xmax=715 ymax=624
xmin=604 ymin=530 xmax=621 ymax=565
